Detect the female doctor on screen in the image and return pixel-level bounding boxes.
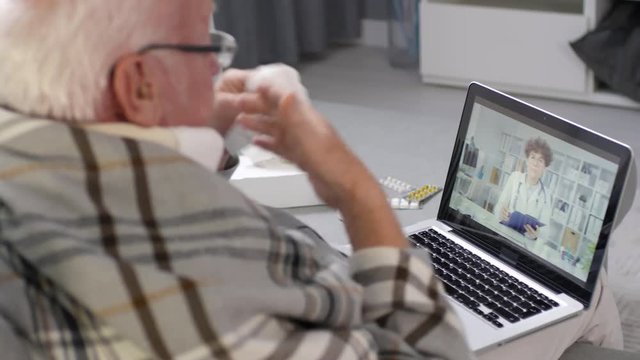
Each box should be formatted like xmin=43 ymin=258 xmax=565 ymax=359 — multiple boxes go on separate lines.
xmin=495 ymin=137 xmax=553 ymax=240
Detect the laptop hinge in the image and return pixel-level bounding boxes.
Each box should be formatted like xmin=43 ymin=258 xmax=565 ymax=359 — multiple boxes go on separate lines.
xmin=499 ymin=247 xmax=519 ymax=266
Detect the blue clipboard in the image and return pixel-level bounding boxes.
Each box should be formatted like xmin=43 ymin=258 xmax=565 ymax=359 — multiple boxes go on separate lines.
xmin=500 ymin=211 xmax=545 ymax=235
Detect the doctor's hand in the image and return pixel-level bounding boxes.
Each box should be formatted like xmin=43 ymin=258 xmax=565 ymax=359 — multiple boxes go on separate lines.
xmin=499 ymin=207 xmax=511 ymax=222
xmin=524 ymin=224 xmax=539 ymax=240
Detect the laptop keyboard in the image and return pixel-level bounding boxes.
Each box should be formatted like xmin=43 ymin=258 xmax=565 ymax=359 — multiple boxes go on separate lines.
xmin=409 ymin=229 xmax=560 ymax=328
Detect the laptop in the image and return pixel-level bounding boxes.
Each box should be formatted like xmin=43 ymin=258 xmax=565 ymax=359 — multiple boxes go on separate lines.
xmin=404 ymin=83 xmax=633 ymax=353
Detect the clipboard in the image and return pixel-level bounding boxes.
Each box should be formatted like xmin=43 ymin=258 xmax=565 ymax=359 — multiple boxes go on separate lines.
xmin=500 ymin=211 xmax=545 ymax=235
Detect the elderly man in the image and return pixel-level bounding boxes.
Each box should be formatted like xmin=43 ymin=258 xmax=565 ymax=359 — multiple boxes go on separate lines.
xmin=0 ymin=0 xmax=622 ymax=359
xmin=0 ymin=0 xmax=471 ymax=359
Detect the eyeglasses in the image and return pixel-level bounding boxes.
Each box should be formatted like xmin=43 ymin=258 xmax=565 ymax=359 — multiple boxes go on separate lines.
xmin=137 ymin=30 xmax=237 ymax=69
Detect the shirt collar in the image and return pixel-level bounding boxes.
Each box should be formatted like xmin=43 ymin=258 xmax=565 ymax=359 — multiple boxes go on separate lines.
xmin=0 ymin=107 xmax=225 ymax=174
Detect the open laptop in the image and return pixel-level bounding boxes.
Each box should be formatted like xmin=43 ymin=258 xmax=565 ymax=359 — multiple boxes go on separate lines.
xmin=404 ymin=83 xmax=633 ymax=353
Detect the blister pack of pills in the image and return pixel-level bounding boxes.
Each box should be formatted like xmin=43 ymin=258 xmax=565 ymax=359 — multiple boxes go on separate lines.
xmin=379 ymin=176 xmax=441 ymax=210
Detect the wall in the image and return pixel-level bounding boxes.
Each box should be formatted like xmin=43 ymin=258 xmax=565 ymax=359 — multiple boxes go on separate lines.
xmin=363 ymin=0 xmax=388 ymax=19
xmin=361 ymin=0 xmax=389 ymax=47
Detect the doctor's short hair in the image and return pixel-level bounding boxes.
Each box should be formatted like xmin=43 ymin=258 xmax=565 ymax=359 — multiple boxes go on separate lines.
xmin=0 ymin=0 xmax=180 ymax=123
xmin=525 ymin=137 xmax=553 ymax=166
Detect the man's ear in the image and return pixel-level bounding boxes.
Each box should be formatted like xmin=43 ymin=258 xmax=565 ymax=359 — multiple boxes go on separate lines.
xmin=111 ymin=54 xmax=162 ymax=127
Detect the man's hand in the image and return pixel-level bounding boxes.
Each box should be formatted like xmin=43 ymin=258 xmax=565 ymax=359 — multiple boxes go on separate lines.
xmin=237 ymin=85 xmax=407 ymax=250
xmin=237 ymin=86 xmax=371 ymax=209
xmin=211 ymin=69 xmax=253 ymax=136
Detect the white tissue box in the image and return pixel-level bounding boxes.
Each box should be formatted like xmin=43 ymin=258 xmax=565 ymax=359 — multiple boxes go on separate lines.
xmin=229 ymin=146 xmax=323 ymax=208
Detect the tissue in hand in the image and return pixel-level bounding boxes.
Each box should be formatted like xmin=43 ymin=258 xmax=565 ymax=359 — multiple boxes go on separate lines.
xmin=226 ymin=65 xmax=319 ymax=207
xmin=225 ymin=64 xmax=309 ymax=154
xmin=245 ymin=63 xmax=310 ymax=103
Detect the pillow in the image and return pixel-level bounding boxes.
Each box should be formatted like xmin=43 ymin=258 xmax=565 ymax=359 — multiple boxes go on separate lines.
xmin=570 ymin=3 xmax=640 ymax=102
xmin=610 ymin=242 xmax=640 ymax=352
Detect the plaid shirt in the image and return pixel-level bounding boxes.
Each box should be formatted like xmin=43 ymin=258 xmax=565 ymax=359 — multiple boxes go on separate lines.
xmin=0 ymin=109 xmax=472 ymax=359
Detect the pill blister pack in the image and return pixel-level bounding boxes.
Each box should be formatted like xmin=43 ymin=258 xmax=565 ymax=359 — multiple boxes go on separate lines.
xmin=379 ymin=176 xmax=441 ymax=210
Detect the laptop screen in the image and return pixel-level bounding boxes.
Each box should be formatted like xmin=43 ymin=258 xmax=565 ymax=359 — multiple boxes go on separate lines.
xmin=438 ymin=83 xmax=632 ymax=305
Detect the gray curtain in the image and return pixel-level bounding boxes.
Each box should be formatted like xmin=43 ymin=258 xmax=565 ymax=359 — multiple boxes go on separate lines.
xmin=214 ymin=0 xmax=362 ymax=68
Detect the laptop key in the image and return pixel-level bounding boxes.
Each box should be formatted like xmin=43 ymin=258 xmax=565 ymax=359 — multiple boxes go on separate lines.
xmin=409 ymin=234 xmax=424 ymax=244
xmin=503 ymin=303 xmax=518 ymax=312
xmin=449 ymin=267 xmax=461 ymax=277
xmin=493 ymin=307 xmax=520 ymax=323
xmin=454 ymin=292 xmax=473 ymax=306
xmin=466 ymin=300 xmax=480 ymax=309
xmin=520 ymin=308 xmax=541 ymax=319
xmin=467 ymin=289 xmax=480 ymax=298
xmin=484 ymin=279 xmax=497 ymax=287
xmin=531 ymin=299 xmax=552 ymax=311
xmin=465 ymin=278 xmax=479 ymax=288
xmin=498 ymin=288 xmax=513 ymax=297
xmin=527 ymin=305 xmax=541 ymax=314
xmin=507 ymin=294 xmax=523 ymax=303
xmin=513 ymin=287 xmax=528 ymax=296
xmin=443 ymin=282 xmax=458 ymax=296
xmin=458 ymin=283 xmax=471 ymax=293
xmin=458 ymin=273 xmax=470 ymax=284
xmin=477 ymin=295 xmax=491 ymax=305
xmin=519 ymin=300 xmax=535 ymax=309
xmin=537 ymin=294 xmax=555 ymax=305
xmin=506 ymin=282 xmax=521 ymax=291
xmin=483 ymin=288 xmax=497 ymax=297
xmin=510 ymin=306 xmax=525 ymax=315
xmin=492 ymin=320 xmax=504 ymax=328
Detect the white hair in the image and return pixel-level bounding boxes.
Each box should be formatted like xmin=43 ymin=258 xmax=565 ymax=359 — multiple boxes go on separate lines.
xmin=0 ymin=0 xmax=179 ymax=122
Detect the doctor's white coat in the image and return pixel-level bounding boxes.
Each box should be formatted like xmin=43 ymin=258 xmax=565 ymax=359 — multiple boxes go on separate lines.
xmin=495 ymin=171 xmax=552 ymax=240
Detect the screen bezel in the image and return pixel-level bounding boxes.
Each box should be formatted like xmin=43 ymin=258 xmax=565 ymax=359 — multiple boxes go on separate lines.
xmin=437 ymin=82 xmax=632 ymax=307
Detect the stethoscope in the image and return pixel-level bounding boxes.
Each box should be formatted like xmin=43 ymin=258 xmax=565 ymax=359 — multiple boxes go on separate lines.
xmin=511 ymin=175 xmax=547 ymax=218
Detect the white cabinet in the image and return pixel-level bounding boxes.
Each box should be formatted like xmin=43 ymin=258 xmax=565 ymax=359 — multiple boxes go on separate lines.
xmin=419 ymin=0 xmax=639 ymax=107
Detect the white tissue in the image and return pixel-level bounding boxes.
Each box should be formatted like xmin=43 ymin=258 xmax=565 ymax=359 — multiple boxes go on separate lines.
xmin=245 ymin=63 xmax=310 ymax=103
